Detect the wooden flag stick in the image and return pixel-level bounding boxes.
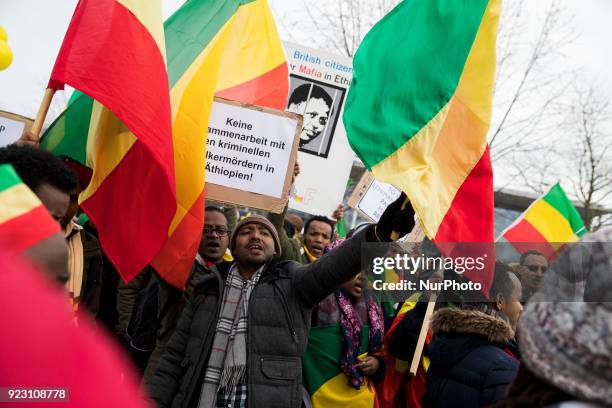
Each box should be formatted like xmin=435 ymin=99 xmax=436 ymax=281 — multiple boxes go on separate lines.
xmin=409 ymin=293 xmax=437 ymax=376
xmin=29 ymin=88 xmax=56 ymax=142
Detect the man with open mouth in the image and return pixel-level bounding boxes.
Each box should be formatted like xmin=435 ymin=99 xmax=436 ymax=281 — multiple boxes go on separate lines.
xmin=148 ymin=194 xmax=415 ymax=408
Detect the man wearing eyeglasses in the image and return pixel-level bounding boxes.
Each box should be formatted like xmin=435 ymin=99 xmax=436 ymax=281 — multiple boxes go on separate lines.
xmin=518 ymin=250 xmax=549 ymax=301
xmin=143 ymin=206 xmax=232 ymax=383
xmin=197 ymin=206 xmax=231 ymax=268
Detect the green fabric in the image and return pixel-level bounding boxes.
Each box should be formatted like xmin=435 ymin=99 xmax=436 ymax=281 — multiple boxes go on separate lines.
xmin=343 ymin=0 xmax=489 ymax=169
xmin=164 ymin=0 xmax=252 ymax=87
xmin=40 ymin=90 xmax=92 ymax=165
xmin=0 ymin=164 xmax=20 ymax=191
xmin=336 ymin=217 xmax=347 ymax=238
xmin=542 ymin=183 xmax=587 ymax=236
xmin=40 ymin=0 xmax=252 ymax=162
xmin=303 ymin=324 xmax=370 ymax=395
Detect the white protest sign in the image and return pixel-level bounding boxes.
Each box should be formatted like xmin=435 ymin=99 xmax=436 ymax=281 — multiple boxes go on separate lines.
xmin=204 ymin=98 xmax=301 ymax=213
xmin=284 ymin=42 xmax=356 ymax=216
xmin=0 ymin=114 xmax=26 ymax=147
xmin=357 ymin=180 xmax=401 ymax=222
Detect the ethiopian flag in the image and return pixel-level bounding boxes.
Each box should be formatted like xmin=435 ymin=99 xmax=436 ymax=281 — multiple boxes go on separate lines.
xmin=42 ymin=0 xmax=288 ymax=288
xmin=46 ymin=0 xmax=173 ymax=282
xmin=498 ymin=184 xmax=587 ymax=259
xmin=344 ymin=1 xmax=500 ymax=245
xmin=304 ymin=325 xmax=378 ymax=408
xmin=377 ymin=294 xmax=431 ymax=408
xmin=0 ymin=164 xmax=61 ymax=255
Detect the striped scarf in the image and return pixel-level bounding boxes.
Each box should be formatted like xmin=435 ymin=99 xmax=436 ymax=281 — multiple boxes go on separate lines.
xmin=198 ymin=264 xmax=264 ymax=408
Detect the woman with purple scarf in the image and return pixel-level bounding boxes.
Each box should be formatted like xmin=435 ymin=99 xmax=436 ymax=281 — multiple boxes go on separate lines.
xmin=301 ymin=238 xmax=385 ymax=408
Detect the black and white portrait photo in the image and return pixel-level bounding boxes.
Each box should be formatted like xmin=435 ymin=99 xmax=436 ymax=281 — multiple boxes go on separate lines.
xmin=286 ymin=75 xmax=346 ymax=159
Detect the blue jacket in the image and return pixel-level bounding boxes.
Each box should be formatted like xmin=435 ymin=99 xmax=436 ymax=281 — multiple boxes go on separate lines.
xmin=422 ymin=308 xmax=519 ymax=408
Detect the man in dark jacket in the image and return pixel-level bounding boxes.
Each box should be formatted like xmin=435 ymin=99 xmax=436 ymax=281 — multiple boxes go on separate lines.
xmin=142 ymin=206 xmax=233 ymax=383
xmin=147 ymin=194 xmax=414 ymax=408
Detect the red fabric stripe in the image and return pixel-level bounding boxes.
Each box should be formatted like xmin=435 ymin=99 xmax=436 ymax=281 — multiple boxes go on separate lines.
xmin=49 ymin=0 xmax=174 ymax=189
xmin=434 ymin=146 xmax=494 ymax=295
xmin=0 ymin=206 xmax=60 ymax=255
xmin=435 ymin=146 xmax=494 ymax=243
xmin=503 ymin=219 xmax=556 ymax=259
xmin=215 ymin=63 xmax=289 ymax=110
xmin=82 ymin=142 xmax=175 ymax=282
xmin=151 ymin=191 xmax=205 ymax=289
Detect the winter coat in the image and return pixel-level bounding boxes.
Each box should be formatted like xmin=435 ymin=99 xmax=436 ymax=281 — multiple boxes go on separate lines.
xmin=422 ymin=308 xmax=519 ymax=408
xmin=147 ymin=228 xmax=370 ymax=408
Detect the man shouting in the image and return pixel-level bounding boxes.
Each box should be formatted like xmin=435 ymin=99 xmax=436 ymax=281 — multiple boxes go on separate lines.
xmin=148 ymin=194 xmax=414 ymax=408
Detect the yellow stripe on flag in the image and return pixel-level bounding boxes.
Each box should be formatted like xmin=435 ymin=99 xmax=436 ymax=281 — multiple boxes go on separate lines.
xmin=166 ymin=20 xmax=235 ymax=233
xmin=214 ymin=0 xmax=286 ymax=92
xmin=79 ymin=102 xmax=137 ymax=203
xmin=116 ymin=0 xmax=167 ymax=63
xmin=524 ymin=200 xmax=577 ymax=249
xmin=311 ymin=372 xmax=376 ymax=408
xmin=0 ymin=184 xmax=42 ymax=223
xmin=371 ymin=0 xmax=500 ymax=238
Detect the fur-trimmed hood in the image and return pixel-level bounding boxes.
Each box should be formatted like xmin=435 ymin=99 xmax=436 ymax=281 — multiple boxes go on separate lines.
xmin=431 ymin=307 xmax=514 ymax=344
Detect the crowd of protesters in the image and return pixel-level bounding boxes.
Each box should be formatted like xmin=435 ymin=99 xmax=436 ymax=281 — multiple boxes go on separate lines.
xmin=1 ymin=142 xmax=611 ymax=408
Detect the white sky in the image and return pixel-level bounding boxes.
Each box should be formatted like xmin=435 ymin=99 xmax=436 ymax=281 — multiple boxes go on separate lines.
xmin=1 ymin=0 xmax=612 ymax=200
xmin=1 ymin=0 xmax=611 ymax=118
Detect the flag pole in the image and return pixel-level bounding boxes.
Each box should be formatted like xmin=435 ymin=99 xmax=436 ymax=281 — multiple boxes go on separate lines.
xmin=409 ymin=293 xmax=437 ymax=376
xmin=29 ymin=88 xmax=56 ymax=143
xmin=392 ymin=211 xmax=436 ymax=376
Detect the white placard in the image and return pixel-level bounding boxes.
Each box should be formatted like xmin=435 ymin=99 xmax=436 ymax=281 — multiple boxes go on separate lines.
xmin=206 ymin=101 xmax=297 ymax=198
xmin=357 ymin=180 xmax=401 ymax=222
xmin=284 ymin=42 xmax=357 ymax=216
xmin=0 ymin=116 xmax=25 ymax=147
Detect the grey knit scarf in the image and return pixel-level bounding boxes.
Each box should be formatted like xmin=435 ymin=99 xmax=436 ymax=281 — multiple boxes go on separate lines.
xmin=197 ymin=264 xmax=264 ymax=408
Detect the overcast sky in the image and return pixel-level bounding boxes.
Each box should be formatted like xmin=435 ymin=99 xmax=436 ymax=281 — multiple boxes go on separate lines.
xmin=2 ymin=0 xmax=612 ymax=203
xmin=1 ymin=0 xmax=611 ymax=119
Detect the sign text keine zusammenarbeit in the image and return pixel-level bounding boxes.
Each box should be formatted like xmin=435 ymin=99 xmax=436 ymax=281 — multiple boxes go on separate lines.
xmin=205 ymin=101 xmax=297 ymax=198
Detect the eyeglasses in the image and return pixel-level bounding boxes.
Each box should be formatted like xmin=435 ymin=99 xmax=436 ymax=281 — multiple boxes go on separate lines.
xmin=527 ymin=265 xmax=548 ymax=273
xmin=203 ymin=226 xmax=229 ymax=237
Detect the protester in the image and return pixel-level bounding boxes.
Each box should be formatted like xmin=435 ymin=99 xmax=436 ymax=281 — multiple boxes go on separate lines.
xmin=515 ymin=249 xmax=548 ymax=300
xmin=0 ymin=145 xmax=106 ymax=315
xmin=303 ymin=239 xmax=385 ymax=407
xmin=382 ymin=238 xmax=465 ymax=408
xmin=286 ymin=213 xmax=304 ymax=240
xmin=421 ymin=263 xmax=522 ymax=408
xmin=0 ymin=145 xmax=78 ymax=284
xmin=0 ymin=144 xmax=76 ymax=224
xmin=147 ymin=193 xmax=415 ymax=408
xmin=142 ymin=206 xmax=233 ymax=383
xmin=269 ymin=163 xmax=336 ymax=264
xmin=494 ymin=228 xmax=612 ymax=408
xmin=302 ymin=215 xmax=335 ymax=260
xmin=0 ymin=251 xmax=151 ymax=408
xmin=0 ymin=161 xmax=69 ymax=285
xmin=58 ymin=183 xmax=104 ymax=315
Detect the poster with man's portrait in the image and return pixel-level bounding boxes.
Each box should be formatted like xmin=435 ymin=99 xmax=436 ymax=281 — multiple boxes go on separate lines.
xmin=283 ymin=42 xmax=355 ymax=216
xmin=286 ymin=75 xmax=345 ymax=159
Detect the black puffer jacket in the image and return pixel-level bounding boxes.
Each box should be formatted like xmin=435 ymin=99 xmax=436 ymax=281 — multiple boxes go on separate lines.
xmin=422 ymin=308 xmax=519 ymax=408
xmin=147 ymin=228 xmax=371 ymax=408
